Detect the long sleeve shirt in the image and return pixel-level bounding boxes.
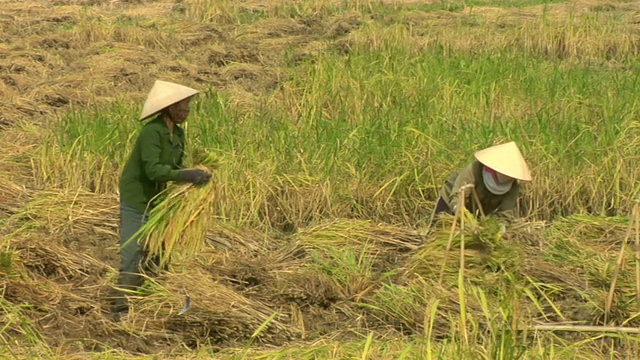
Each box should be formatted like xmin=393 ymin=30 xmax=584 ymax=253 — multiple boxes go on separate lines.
xmin=119 ymin=116 xmax=185 ymax=213
xmin=438 ymin=160 xmax=520 ymax=221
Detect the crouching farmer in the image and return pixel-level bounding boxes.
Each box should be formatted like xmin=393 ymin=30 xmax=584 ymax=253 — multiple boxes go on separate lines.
xmin=429 ymin=141 xmax=532 ymax=228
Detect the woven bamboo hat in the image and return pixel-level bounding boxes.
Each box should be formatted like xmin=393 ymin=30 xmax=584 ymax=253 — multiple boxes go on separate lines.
xmin=474 ymin=141 xmax=532 ymax=181
xmin=139 ymin=80 xmax=199 ymax=121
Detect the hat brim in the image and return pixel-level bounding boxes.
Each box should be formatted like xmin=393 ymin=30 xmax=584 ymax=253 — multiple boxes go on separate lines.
xmin=139 ymin=94 xmax=197 ymax=121
xmin=473 ymin=141 xmax=532 ymax=182
xmin=139 ymin=80 xmax=199 ymax=121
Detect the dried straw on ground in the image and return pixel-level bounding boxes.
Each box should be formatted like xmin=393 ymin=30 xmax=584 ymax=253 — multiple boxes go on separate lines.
xmin=0 ymin=177 xmax=27 ymax=215
xmin=3 ymin=195 xmax=640 ymax=355
xmin=8 ymin=189 xmax=119 ymax=237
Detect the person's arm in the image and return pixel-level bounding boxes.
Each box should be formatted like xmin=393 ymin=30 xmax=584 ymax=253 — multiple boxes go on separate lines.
xmin=177 ymin=134 xmax=185 ymax=169
xmin=447 ymin=164 xmax=477 ymax=213
xmin=493 ymin=183 xmax=520 ymax=233
xmin=139 ymin=127 xmax=182 ymax=183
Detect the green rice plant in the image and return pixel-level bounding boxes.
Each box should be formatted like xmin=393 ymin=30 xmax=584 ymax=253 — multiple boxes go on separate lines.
xmin=0 ymin=296 xmax=51 ymax=359
xmin=309 ymin=242 xmax=378 ymax=300
xmin=40 ymin=11 xmax=640 ymax=226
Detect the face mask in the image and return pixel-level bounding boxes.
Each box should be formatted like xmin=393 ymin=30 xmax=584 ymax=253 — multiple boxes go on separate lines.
xmin=482 ymin=166 xmax=514 ymax=195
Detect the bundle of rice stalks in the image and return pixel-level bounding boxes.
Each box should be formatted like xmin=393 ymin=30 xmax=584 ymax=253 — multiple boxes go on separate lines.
xmin=2 ymin=270 xmax=112 ymax=355
xmin=204 ymin=223 xmax=265 ymax=255
xmin=232 ymin=238 xmax=306 ymax=266
xmin=269 ymin=270 xmax=345 ymax=308
xmin=181 ymin=208 xmax=266 ymax=265
xmin=543 ymin=237 xmax=617 ymax=286
xmin=212 ymin=241 xmax=308 ymax=295
xmin=294 ymin=219 xmax=423 ymax=301
xmin=546 ymin=214 xmax=630 ymax=247
xmin=501 ymin=218 xmax=548 ymax=247
xmin=495 ymin=211 xmax=640 ymax=328
xmin=588 ymin=287 xmax=640 ymax=327
xmin=359 ymin=276 xmax=498 ymax=337
xmin=307 ymin=242 xmax=380 ymax=301
xmin=12 ymin=233 xmax=111 ymax=282
xmin=138 ymin=164 xmax=220 ymax=268
xmin=540 ymin=213 xmax=640 ymax=326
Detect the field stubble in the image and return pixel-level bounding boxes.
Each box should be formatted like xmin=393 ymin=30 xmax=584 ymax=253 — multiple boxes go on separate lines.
xmin=2 ymin=0 xmax=640 ymax=358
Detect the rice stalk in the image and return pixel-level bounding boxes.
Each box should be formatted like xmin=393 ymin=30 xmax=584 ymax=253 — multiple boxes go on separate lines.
xmin=605 ymin=203 xmax=636 ymax=324
xmin=634 ymin=200 xmax=640 ymax=313
xmin=456 ymin=188 xmax=469 ymax=345
xmin=135 ymin=266 xmax=294 ymax=343
xmin=0 ymin=176 xmax=27 ymax=214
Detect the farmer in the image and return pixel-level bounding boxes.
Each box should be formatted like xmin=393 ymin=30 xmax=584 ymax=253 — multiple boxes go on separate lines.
xmin=428 ymin=141 xmax=532 ymax=228
xmin=109 ymin=80 xmax=212 ymax=321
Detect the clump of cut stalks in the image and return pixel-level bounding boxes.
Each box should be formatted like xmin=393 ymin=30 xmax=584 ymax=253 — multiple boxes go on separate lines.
xmin=9 ymin=190 xmax=119 ymax=237
xmin=409 ymin=211 xmax=519 ymax=287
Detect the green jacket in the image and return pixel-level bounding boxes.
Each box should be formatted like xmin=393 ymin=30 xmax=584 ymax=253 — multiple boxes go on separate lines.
xmin=439 ymin=160 xmax=519 ymax=220
xmin=119 ymin=115 xmax=185 ymax=213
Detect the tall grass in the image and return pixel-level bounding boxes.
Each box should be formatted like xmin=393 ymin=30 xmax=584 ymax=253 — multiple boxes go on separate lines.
xmin=34 ymin=8 xmax=640 ymax=231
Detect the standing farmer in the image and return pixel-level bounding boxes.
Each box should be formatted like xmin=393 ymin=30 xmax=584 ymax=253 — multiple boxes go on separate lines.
xmin=110 ymin=80 xmax=211 ymax=321
xmin=428 ymin=141 xmax=532 ymax=228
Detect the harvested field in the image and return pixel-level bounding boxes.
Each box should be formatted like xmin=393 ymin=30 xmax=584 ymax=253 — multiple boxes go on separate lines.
xmin=2 ymin=0 xmax=640 ymax=358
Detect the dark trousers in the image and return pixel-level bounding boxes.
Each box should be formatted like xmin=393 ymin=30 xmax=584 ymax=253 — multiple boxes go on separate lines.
xmin=434 ymin=196 xmax=452 ymax=215
xmin=426 ymin=196 xmax=453 ymax=231
xmin=109 ymin=203 xmax=161 ymax=315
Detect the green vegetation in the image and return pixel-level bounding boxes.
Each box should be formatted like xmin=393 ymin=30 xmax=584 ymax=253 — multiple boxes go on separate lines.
xmin=41 ymin=9 xmax=640 ymax=227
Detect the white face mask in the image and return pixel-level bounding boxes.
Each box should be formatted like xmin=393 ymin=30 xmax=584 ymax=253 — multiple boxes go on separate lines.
xmin=482 ymin=167 xmax=514 ymax=195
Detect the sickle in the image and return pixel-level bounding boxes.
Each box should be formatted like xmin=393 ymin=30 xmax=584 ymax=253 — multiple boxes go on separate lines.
xmin=177 ymin=287 xmax=190 ymax=315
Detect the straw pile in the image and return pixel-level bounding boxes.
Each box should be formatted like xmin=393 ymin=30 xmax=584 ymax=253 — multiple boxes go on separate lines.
xmin=0 ymin=176 xmax=27 ymax=216
xmin=10 ymin=189 xmax=119 ymax=238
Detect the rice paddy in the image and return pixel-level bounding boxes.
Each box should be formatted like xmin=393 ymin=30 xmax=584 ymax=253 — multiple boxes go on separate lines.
xmin=2 ymin=0 xmax=640 ymax=358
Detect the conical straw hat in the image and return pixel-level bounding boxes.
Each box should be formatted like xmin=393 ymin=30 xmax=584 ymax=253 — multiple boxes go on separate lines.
xmin=473 ymin=141 xmax=532 ymax=181
xmin=139 ymin=80 xmax=199 ymax=121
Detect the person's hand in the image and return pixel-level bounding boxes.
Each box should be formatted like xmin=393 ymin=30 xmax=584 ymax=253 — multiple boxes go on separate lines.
xmin=178 ymin=169 xmax=211 ymax=185
xmin=496 ymin=223 xmax=509 ymax=241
